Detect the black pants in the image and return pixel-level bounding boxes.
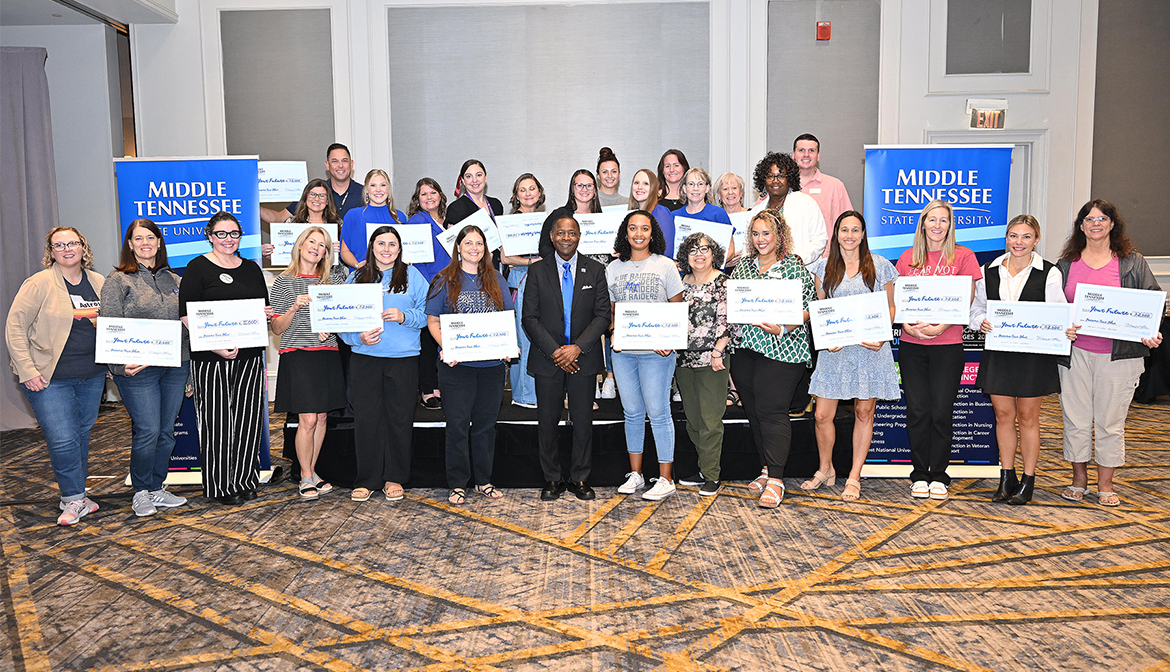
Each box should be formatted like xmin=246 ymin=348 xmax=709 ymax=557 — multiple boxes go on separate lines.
xmin=350 ymin=354 xmax=418 ymax=489
xmin=730 ymin=349 xmax=806 ymax=477
xmin=898 ymin=342 xmax=964 ymax=485
xmin=438 ymin=362 xmax=505 ymax=489
xmin=534 ymin=369 xmax=596 ymax=483
xmin=418 ymin=327 xmax=440 ymax=396
xmin=788 ymin=349 xmax=816 ymax=413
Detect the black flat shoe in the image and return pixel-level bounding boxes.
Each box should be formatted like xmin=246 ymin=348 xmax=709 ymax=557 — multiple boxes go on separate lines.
xmin=540 ymin=481 xmax=564 ymax=501
xmin=216 ymin=494 xmax=245 ymax=506
xmin=1008 ymin=474 xmax=1035 ymax=505
xmin=240 ymin=489 xmax=257 ymax=501
xmin=992 ymin=469 xmax=1018 ymax=503
xmin=421 ymin=395 xmax=443 ymax=410
xmin=566 ymin=481 xmax=596 ymax=501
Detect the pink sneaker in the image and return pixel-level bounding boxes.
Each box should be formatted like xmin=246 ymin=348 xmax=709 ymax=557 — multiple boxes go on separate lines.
xmin=57 ymin=497 xmax=99 ymax=526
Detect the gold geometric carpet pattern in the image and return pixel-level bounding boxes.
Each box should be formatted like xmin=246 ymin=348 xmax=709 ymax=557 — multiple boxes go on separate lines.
xmin=2 ymin=396 xmax=1169 ymax=671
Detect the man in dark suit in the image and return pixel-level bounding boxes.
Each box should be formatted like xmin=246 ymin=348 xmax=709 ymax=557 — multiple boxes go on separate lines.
xmin=522 ymin=214 xmax=611 ymax=501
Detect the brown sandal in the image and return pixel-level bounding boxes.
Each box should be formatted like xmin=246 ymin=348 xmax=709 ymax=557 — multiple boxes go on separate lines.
xmin=758 ymin=479 xmax=785 ymax=508
xmin=842 ymin=478 xmax=861 ymax=502
xmin=383 ymin=482 xmax=404 ymax=501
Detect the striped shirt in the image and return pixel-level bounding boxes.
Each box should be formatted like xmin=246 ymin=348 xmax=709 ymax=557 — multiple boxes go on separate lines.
xmin=270 ymin=267 xmax=349 ymax=352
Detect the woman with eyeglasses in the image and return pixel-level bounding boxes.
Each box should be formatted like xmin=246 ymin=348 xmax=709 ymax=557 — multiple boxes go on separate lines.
xmin=101 ymin=219 xmax=192 ymax=517
xmin=340 ymin=226 xmax=429 ymax=503
xmin=608 ymin=210 xmax=686 ymax=501
xmin=596 ymin=147 xmax=627 ymax=207
xmin=426 ymin=225 xmax=514 ymax=505
xmin=179 ymin=211 xmax=273 ymax=506
xmin=6 ymin=227 xmax=106 ymax=525
xmin=269 ymin=226 xmax=348 ymax=500
xmin=338 ymin=169 xmax=406 ymax=269
xmin=503 ymin=173 xmax=546 ymax=409
xmin=675 ymin=167 xmax=736 ymax=263
xmin=729 ymin=210 xmax=816 ymax=508
xmin=752 ymin=152 xmax=827 ymax=265
xmin=894 ymin=199 xmax=982 ymax=502
xmin=406 ymin=177 xmax=451 ymax=410
xmin=675 ymin=233 xmax=732 ymax=497
xmin=657 ymin=149 xmax=690 ymax=211
xmin=1058 ymin=200 xmax=1163 ymax=507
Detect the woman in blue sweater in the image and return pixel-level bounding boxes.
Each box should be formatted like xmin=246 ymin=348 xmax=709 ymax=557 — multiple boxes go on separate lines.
xmin=339 ymin=226 xmax=428 ymax=502
xmin=405 ymin=177 xmax=451 ymax=409
xmin=338 ymin=169 xmax=407 ymax=269
xmin=673 ymin=167 xmax=736 ymax=262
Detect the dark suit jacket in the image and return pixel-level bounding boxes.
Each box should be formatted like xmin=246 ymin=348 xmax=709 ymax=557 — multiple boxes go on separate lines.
xmin=522 ymin=254 xmax=610 ymax=377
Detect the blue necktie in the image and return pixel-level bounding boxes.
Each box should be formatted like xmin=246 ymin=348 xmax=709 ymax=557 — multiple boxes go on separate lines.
xmin=561 ymin=261 xmax=574 ymax=345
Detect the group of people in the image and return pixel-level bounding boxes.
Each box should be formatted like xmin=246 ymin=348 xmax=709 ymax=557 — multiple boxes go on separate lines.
xmin=7 ymin=139 xmax=1163 ymax=526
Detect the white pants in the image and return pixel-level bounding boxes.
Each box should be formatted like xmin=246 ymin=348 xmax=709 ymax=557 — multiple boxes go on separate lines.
xmin=1058 ymin=347 xmax=1144 ymax=468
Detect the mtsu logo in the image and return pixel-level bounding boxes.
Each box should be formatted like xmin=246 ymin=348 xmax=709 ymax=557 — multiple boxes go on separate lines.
xmin=107 ymin=323 xmax=126 ymax=333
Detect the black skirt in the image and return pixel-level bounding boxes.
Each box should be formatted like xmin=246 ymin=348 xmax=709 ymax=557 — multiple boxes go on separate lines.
xmin=274 ymin=348 xmax=347 ymax=413
xmin=976 ymin=349 xmax=1061 ymax=398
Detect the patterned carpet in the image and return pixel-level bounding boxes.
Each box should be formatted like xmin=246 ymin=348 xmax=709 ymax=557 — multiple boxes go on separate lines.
xmin=2 ymin=395 xmax=1169 ymax=671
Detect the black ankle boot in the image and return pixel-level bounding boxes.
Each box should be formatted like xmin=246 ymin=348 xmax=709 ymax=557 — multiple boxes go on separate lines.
xmin=1008 ymin=474 xmax=1035 ymax=505
xmin=992 ymin=469 xmax=1018 ymax=502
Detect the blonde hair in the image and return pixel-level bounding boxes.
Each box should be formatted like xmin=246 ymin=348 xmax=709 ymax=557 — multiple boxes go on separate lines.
xmin=43 ymin=226 xmax=94 ymax=269
xmin=1006 ymin=213 xmax=1041 ymax=239
xmin=682 ymin=167 xmax=713 ymax=205
xmin=712 ymin=172 xmax=745 ymax=209
xmin=910 ymin=199 xmax=956 ymax=268
xmin=746 ymin=210 xmax=793 ymax=260
xmin=362 ymin=169 xmax=399 ymax=221
xmin=281 ymin=226 xmax=335 ymax=282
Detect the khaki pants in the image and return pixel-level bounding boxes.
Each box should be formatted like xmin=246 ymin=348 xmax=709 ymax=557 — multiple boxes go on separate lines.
xmin=1058 ymin=347 xmax=1144 ymax=468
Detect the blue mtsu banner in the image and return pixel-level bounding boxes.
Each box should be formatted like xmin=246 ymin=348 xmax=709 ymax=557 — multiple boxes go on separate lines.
xmin=863 ymin=145 xmax=1013 ymax=261
xmin=113 ymin=156 xmax=261 ymax=269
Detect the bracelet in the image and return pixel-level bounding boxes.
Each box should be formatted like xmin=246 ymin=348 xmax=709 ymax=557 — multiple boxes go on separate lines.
xmin=712 ymin=349 xmax=724 ymax=357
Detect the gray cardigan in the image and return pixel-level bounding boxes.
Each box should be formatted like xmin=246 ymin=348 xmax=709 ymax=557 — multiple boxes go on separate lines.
xmin=100 ymin=265 xmax=191 ymax=376
xmin=1056 ymin=252 xmax=1164 ymax=365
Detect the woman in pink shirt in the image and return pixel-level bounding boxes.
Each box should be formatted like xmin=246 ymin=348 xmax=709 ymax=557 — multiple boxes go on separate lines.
xmin=895 ymin=200 xmax=982 ymax=501
xmin=1058 ymin=199 xmax=1162 ymax=506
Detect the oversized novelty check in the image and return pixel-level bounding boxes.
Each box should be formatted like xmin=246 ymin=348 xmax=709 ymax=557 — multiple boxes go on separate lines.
xmin=576 ymin=210 xmax=626 ymax=256
xmin=308 ymin=283 xmax=383 ymax=333
xmin=96 ymin=317 xmax=182 ymax=367
xmin=440 ymin=310 xmax=519 ymax=363
xmin=673 ymin=217 xmax=735 ymax=258
xmin=495 ymin=212 xmax=546 ymax=256
xmin=726 ymin=279 xmax=804 ymax=325
xmin=436 ymin=207 xmax=503 ymax=255
xmin=808 ymin=291 xmax=892 ymax=350
xmin=270 ymin=223 xmax=337 ymax=266
xmin=894 ymin=276 xmax=972 ymax=324
xmin=983 ymin=300 xmax=1073 ymax=355
xmin=611 ymin=302 xmax=689 ymax=351
xmin=1072 ymin=284 xmax=1165 ymax=343
xmin=368 ymin=223 xmax=434 ymax=264
xmin=186 ymin=299 xmax=268 ymax=351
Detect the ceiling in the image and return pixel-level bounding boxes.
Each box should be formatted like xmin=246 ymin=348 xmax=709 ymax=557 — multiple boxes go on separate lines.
xmin=1 ymin=0 xmax=99 ymax=26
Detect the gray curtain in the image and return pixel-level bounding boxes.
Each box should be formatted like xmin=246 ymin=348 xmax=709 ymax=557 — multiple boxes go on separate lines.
xmin=1 ymin=47 xmax=58 ymax=431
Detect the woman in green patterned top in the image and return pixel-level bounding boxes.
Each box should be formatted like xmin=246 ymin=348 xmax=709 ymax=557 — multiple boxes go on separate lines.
xmin=729 ymin=210 xmax=816 ymax=508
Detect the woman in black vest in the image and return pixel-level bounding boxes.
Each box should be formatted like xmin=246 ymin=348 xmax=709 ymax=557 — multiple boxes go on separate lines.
xmin=969 ymin=215 xmax=1069 ymax=504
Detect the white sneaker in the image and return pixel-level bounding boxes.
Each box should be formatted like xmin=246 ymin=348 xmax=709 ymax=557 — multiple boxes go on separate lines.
xmin=132 ymin=490 xmax=157 ymax=517
xmin=672 ymin=390 xmax=682 ymax=402
xmin=511 ymin=400 xmax=537 ymax=409
xmin=150 ymin=488 xmax=188 ymax=508
xmin=57 ymin=497 xmax=99 ymax=526
xmin=600 ymin=377 xmax=617 ymax=399
xmin=642 ymin=478 xmax=676 ymax=501
xmin=910 ymin=481 xmax=930 ymax=499
xmin=617 ymin=472 xmax=645 ymax=494
xmin=929 ymin=482 xmax=949 ymax=500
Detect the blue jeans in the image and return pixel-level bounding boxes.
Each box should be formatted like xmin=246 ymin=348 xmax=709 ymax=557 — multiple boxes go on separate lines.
xmin=612 ymin=350 xmax=677 ymax=462
xmin=509 ymin=274 xmax=537 ymax=405
xmin=23 ymin=373 xmax=106 ymax=501
xmin=114 ymin=362 xmax=190 ymax=492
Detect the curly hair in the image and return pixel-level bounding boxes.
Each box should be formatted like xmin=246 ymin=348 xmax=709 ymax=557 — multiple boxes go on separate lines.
xmin=676 ymin=233 xmax=726 ymax=275
xmin=613 ymin=210 xmax=667 ymax=261
xmin=752 ymin=151 xmax=801 ymax=199
xmin=43 ymin=226 xmax=94 ymax=269
xmin=744 ymin=210 xmax=793 ymax=260
xmin=407 ymin=177 xmax=448 ymax=220
xmin=509 ymin=173 xmax=545 ymax=213
xmin=1060 ymin=199 xmax=1137 ymax=262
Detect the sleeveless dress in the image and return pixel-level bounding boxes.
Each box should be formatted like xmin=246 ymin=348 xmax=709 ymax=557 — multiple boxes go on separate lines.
xmin=975 ymin=259 xmax=1061 ymax=397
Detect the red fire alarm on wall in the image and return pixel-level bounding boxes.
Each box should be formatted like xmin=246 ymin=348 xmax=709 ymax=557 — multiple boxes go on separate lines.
xmin=816 ymin=21 xmax=831 ymax=41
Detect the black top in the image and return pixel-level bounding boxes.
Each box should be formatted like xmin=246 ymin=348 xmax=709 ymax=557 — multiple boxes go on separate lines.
xmin=522 ymin=254 xmax=611 ymax=377
xmin=56 ymin=274 xmax=105 ymax=380
xmin=445 ymin=194 xmax=503 ymax=226
xmin=179 ymin=255 xmax=270 ymax=362
xmin=659 ymin=196 xmax=686 ymax=211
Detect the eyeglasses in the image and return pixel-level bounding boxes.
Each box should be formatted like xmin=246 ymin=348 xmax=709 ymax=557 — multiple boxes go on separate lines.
xmin=688 ymin=245 xmax=712 ymax=256
xmin=1083 ymin=216 xmax=1110 ymax=224
xmin=306 ymin=192 xmax=329 ymax=202
xmin=51 ymin=241 xmax=82 ymax=251
xmin=211 ymin=230 xmax=242 ymax=240
xmin=685 ymin=181 xmax=708 ymax=189
xmin=765 ymin=173 xmax=786 ymax=182
xmin=573 ymin=183 xmax=595 ymax=191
